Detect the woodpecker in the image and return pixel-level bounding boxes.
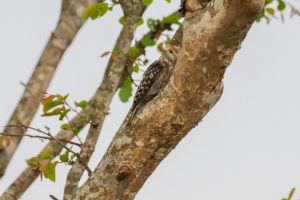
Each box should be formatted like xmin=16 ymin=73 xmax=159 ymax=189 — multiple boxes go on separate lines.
xmin=127 ymin=46 xmax=178 ymax=125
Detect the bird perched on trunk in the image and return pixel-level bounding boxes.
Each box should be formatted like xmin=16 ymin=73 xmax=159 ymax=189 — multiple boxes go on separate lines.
xmin=127 ymin=45 xmax=179 ymax=125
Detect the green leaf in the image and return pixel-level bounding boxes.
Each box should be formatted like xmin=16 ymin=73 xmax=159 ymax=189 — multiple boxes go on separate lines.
xmin=98 ymin=3 xmax=109 ymax=16
xmin=165 ymin=0 xmax=171 ymax=2
xmin=42 ymin=107 xmax=65 ymax=117
xmin=82 ymin=3 xmax=108 ymax=20
xmin=265 ymin=0 xmax=273 ymax=5
xmin=57 ymin=94 xmax=69 ymax=101
xmin=288 ymin=188 xmax=295 ymax=200
xmin=60 ymin=123 xmax=70 ymax=130
xmin=74 ymin=100 xmax=88 ymax=109
xmin=141 ymin=34 xmax=156 ymax=46
xmin=119 ymin=16 xmax=125 ymax=25
xmin=77 ymin=119 xmax=86 ymax=125
xmin=113 ymin=47 xmax=118 ymax=55
xmin=120 ymin=16 xmax=143 ymax=26
xmin=278 ymin=0 xmax=286 ymax=11
xmin=41 ymin=95 xmax=55 ymax=106
xmin=137 ymin=17 xmax=144 ymax=26
xmin=82 ymin=4 xmax=98 ymax=20
xmin=42 ymin=97 xmax=64 ymax=114
xmin=129 ymin=46 xmax=140 ymax=58
xmin=26 ymin=159 xmax=39 ymax=167
xmin=256 ymin=9 xmax=265 ymax=22
xmin=132 ymin=63 xmax=139 ymax=73
xmin=119 ymin=76 xmax=133 ymax=102
xmin=72 ymin=128 xmax=79 ymax=135
xmin=59 ymin=108 xmax=71 ymax=121
xmin=266 ymin=7 xmax=275 ymax=15
xmin=59 ymin=151 xmax=69 ymax=162
xmin=147 ymin=18 xmax=157 ymax=32
xmin=142 ymin=0 xmax=153 ymax=6
xmin=45 ymin=161 xmax=58 ymax=182
xmin=162 ymin=14 xmax=180 ymax=25
xmin=70 ymin=154 xmax=76 ymax=160
xmin=167 ymin=36 xmax=171 ymax=44
xmin=40 ymin=153 xmax=54 ymax=160
xmin=90 ymin=7 xmax=99 ymax=20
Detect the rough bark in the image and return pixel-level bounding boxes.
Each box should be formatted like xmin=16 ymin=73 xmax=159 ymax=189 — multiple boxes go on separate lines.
xmin=0 ymin=0 xmax=100 ymax=178
xmin=74 ymin=0 xmax=264 ymax=199
xmin=63 ymin=1 xmax=146 ymax=199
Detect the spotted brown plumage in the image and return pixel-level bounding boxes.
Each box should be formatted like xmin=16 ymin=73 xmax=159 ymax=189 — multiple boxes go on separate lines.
xmin=127 ymin=46 xmax=178 ymax=125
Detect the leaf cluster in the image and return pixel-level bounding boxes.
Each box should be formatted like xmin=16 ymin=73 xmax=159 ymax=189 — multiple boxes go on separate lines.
xmin=256 ymin=0 xmax=299 ymax=23
xmin=26 ymin=149 xmax=76 ymax=182
xmin=41 ymin=93 xmax=90 ymax=135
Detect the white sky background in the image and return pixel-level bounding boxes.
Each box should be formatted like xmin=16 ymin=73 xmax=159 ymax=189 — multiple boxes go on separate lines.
xmin=0 ymin=0 xmax=300 ymax=199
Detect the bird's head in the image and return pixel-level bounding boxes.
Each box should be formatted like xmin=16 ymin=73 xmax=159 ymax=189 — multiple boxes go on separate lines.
xmin=159 ymin=45 xmax=178 ymax=66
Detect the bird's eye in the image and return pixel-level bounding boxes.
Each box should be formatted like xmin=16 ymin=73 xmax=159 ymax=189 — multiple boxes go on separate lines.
xmin=169 ymin=50 xmax=173 ymax=54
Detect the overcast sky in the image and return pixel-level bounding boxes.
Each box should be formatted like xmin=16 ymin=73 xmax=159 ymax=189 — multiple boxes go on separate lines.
xmin=1 ymin=0 xmax=300 ymax=199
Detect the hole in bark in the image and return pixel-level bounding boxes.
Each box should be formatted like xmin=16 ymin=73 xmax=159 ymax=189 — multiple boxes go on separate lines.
xmin=116 ymin=171 xmax=130 ymax=181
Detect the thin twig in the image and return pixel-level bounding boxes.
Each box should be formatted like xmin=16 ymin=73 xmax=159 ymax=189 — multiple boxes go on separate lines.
xmin=0 ymin=132 xmax=81 ymax=146
xmin=125 ymin=66 xmax=138 ymax=87
xmin=65 ymin=115 xmax=83 ymax=145
xmin=65 ymin=102 xmax=85 ymax=120
xmin=65 ymin=101 xmax=95 ymax=126
xmin=19 ymin=81 xmax=27 ymax=87
xmin=49 ymin=194 xmax=59 ymax=200
xmin=43 ymin=129 xmax=93 ymax=176
xmin=287 ymin=2 xmax=300 ymax=17
xmin=6 ymin=124 xmax=92 ymax=175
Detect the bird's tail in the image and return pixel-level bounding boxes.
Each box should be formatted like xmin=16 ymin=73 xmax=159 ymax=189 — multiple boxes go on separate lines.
xmin=126 ymin=106 xmax=138 ymax=126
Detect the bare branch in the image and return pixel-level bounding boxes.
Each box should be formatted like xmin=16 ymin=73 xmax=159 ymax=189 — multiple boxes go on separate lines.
xmin=287 ymin=2 xmax=300 ymax=17
xmin=125 ymin=66 xmax=139 ymax=87
xmin=0 ymin=132 xmax=81 ymax=147
xmin=6 ymin=124 xmax=92 ymax=175
xmin=65 ymin=115 xmax=83 ymax=145
xmin=50 ymin=194 xmax=59 ymax=200
xmin=73 ymin=0 xmax=264 ymax=199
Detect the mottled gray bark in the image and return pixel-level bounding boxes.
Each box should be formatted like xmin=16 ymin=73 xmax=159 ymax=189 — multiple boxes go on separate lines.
xmin=63 ymin=1 xmax=146 ymax=199
xmin=0 ymin=0 xmax=100 ymax=178
xmin=74 ymin=0 xmax=264 ymax=199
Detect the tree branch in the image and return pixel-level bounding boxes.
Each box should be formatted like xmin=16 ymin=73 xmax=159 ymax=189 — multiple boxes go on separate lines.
xmin=73 ymin=0 xmax=264 ymax=199
xmin=63 ymin=1 xmax=147 ymax=199
xmin=0 ymin=0 xmax=101 ymax=178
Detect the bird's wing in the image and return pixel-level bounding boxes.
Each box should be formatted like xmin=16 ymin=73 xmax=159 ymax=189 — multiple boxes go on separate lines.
xmin=132 ymin=60 xmax=167 ymax=108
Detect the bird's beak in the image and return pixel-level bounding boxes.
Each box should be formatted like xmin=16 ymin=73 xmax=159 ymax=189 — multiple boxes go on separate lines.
xmin=158 ymin=46 xmax=167 ymax=56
